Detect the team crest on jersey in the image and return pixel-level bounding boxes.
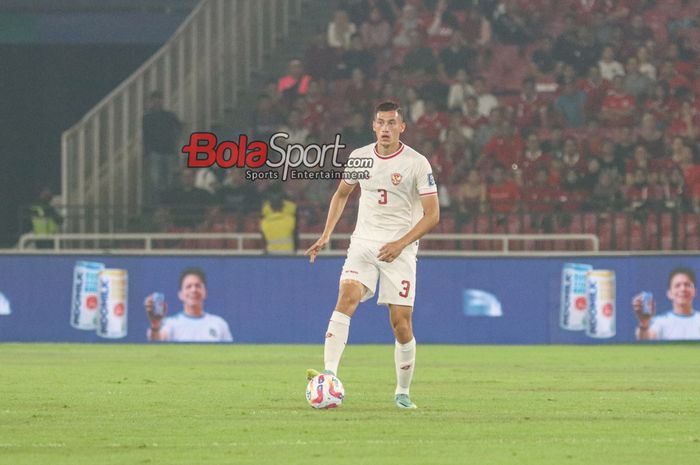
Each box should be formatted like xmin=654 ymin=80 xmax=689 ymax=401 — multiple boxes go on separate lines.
xmin=391 ymin=173 xmax=402 ymax=185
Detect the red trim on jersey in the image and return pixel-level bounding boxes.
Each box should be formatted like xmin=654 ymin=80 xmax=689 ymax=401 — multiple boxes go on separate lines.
xmin=419 ymin=191 xmax=438 ymax=196
xmin=373 ymin=142 xmax=405 ymax=159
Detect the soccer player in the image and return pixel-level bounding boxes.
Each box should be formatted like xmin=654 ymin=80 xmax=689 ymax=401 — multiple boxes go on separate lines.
xmin=145 ymin=267 xmax=233 ymax=342
xmin=305 ymin=101 xmax=440 ymax=409
xmin=633 ymin=267 xmax=700 ymax=340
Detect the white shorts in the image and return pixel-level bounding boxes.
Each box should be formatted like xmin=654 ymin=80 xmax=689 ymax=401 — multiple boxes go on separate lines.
xmin=339 ymin=239 xmax=417 ymax=307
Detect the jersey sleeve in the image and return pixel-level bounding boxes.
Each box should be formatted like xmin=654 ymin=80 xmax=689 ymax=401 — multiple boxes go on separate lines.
xmin=416 ymin=156 xmax=438 ymax=196
xmin=220 ymin=320 xmax=234 ymax=342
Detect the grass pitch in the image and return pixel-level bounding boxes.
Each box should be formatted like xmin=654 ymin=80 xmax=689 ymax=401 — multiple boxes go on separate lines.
xmin=1 ymin=344 xmax=699 ymax=465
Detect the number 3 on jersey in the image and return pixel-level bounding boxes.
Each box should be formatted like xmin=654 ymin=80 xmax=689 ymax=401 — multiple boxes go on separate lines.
xmin=378 ymin=189 xmax=388 ymax=205
xmin=399 ymin=280 xmax=411 ymax=298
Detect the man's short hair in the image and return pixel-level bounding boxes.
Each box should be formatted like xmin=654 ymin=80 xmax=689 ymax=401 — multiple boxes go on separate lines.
xmin=180 ymin=267 xmax=207 ymax=289
xmin=374 ymin=101 xmax=404 ymax=120
xmin=668 ymin=267 xmax=696 ymax=288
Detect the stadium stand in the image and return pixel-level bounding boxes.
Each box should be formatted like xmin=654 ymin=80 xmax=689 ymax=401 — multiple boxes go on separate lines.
xmin=33 ymin=0 xmax=700 ymax=252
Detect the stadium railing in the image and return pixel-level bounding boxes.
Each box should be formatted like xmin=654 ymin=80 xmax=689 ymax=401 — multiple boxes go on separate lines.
xmin=16 ymin=232 xmax=600 ymax=255
xmin=60 ymin=0 xmax=305 ymax=236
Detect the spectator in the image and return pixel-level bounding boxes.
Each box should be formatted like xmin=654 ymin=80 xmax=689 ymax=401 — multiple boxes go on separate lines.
xmin=277 ymin=59 xmax=312 ymax=104
xmin=560 ymin=137 xmax=586 ymax=172
xmin=393 ymin=4 xmax=422 ymax=48
xmin=580 ymin=65 xmax=608 ymax=118
xmin=336 ymin=33 xmax=376 ymax=79
xmin=624 ymin=167 xmax=650 ymax=217
xmin=614 ymin=126 xmax=637 ymax=160
xmin=161 ymin=169 xmax=215 ymax=228
xmin=402 ymin=30 xmax=438 ymax=78
xmin=142 ymin=90 xmax=183 ymax=206
xmin=439 ymin=34 xmax=478 ymax=80
xmin=472 ymin=76 xmax=499 ymax=117
xmin=600 ymin=75 xmax=636 ymax=127
xmin=667 ymin=100 xmax=699 ymax=140
xmin=277 ymin=109 xmax=310 ymax=146
xmin=300 ymin=81 xmax=332 ymax=137
xmin=637 ymin=112 xmax=665 ymax=158
xmin=645 ymin=81 xmax=674 ymax=128
xmin=473 ymin=106 xmax=504 ymax=153
xmin=555 ymin=77 xmax=587 ymax=128
xmin=328 ymin=9 xmax=357 ymax=49
xmin=625 ymin=145 xmax=652 ymax=182
xmin=344 ymin=68 xmax=377 ymax=116
xmin=447 ymin=68 xmax=474 ymax=111
xmin=342 ymin=111 xmax=374 ymax=151
xmin=260 ymin=188 xmax=298 ymax=254
xmin=145 ymin=267 xmax=233 ymax=342
xmin=218 ymin=169 xmax=259 ymax=217
xmin=530 ymin=36 xmax=558 ymax=77
xmin=491 ymin=0 xmax=533 ymax=45
xmin=460 ymin=5 xmax=492 ymax=48
xmin=426 ymin=0 xmax=460 ymax=48
xmin=622 ymin=56 xmax=653 ymax=100
xmin=440 ymin=109 xmax=472 ymax=146
xmin=304 ymin=32 xmax=339 ymax=81
xmin=360 ymin=7 xmax=391 ymax=51
xmin=479 ymin=120 xmax=524 ymax=171
xmin=623 ymin=14 xmax=654 ymax=55
xmin=559 ymin=169 xmax=586 ymax=211
xmin=598 ymin=138 xmax=626 ymax=180
xmin=487 ymin=164 xmax=520 ymax=214
xmin=554 ymin=25 xmax=599 ymax=76
xmin=27 ymin=186 xmax=63 ymax=249
xmin=462 ymin=95 xmax=488 ymax=132
xmin=598 ymin=44 xmax=625 ymax=81
xmin=636 ymin=45 xmax=657 ymax=81
xmin=404 ymin=87 xmax=426 ymax=124
xmin=517 ymin=132 xmax=552 ymax=183
xmin=250 ymin=94 xmax=282 ymax=140
xmin=419 ymin=71 xmax=449 ymax=108
xmin=455 ymin=168 xmax=487 ymax=227
xmin=513 ymin=76 xmax=549 ymax=129
xmin=588 ymin=169 xmax=622 ymax=212
xmin=522 ymin=167 xmax=560 ymax=228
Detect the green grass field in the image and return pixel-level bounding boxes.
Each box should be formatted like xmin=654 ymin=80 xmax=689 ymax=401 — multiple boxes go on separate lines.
xmin=1 ymin=344 xmax=699 ymax=465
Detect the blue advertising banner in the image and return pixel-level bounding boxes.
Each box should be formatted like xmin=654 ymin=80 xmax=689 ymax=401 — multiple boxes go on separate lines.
xmin=1 ymin=255 xmax=699 ymax=343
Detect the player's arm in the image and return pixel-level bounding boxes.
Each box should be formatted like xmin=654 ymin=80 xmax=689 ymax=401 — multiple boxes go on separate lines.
xmin=305 ymin=180 xmax=357 ymax=263
xmin=378 ymin=194 xmax=440 ymax=262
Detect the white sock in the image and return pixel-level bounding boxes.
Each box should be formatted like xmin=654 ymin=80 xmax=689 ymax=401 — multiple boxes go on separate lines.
xmin=394 ymin=338 xmax=416 ymax=395
xmin=324 ymin=311 xmax=350 ymax=375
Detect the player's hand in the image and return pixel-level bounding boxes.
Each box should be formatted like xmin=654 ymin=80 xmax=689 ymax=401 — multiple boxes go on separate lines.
xmin=631 ymin=294 xmax=655 ymax=324
xmin=378 ymin=240 xmax=405 ymax=263
xmin=144 ymin=295 xmax=167 ymax=323
xmin=305 ymin=235 xmax=329 ymax=263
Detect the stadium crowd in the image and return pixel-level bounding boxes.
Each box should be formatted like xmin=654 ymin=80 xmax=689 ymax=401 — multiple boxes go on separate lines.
xmin=152 ymin=0 xmax=700 ymax=251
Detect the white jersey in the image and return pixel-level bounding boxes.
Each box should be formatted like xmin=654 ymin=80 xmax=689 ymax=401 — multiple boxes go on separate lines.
xmin=160 ymin=312 xmax=233 ymax=342
xmin=344 ymin=142 xmax=437 ymax=251
xmin=650 ymin=310 xmax=700 ymax=340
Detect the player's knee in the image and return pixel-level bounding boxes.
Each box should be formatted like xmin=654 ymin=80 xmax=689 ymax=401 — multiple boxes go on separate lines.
xmin=391 ymin=317 xmax=412 ymax=337
xmin=336 ymin=293 xmax=360 ymax=314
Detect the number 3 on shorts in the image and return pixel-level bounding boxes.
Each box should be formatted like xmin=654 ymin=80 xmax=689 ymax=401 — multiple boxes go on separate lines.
xmin=399 ymin=280 xmax=411 ymax=298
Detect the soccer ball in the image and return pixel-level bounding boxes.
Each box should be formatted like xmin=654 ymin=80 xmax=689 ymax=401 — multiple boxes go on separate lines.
xmin=306 ymin=373 xmax=345 ymax=409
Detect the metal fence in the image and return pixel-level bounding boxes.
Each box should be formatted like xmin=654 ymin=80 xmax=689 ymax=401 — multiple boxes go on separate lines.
xmin=60 ymin=0 xmax=304 ymax=235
